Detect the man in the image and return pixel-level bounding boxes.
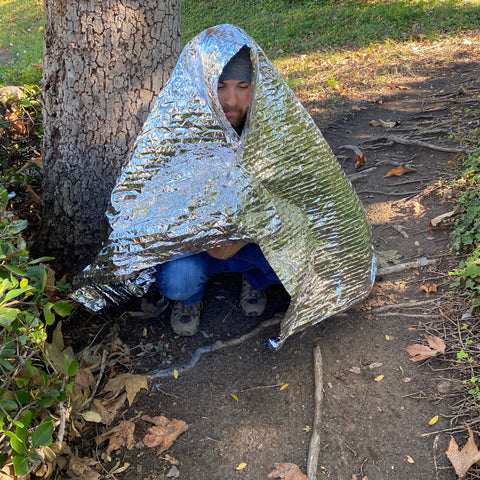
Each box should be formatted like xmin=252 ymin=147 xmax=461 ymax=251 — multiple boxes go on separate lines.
xmin=72 ymin=25 xmax=375 ymax=349
xmin=155 ymin=46 xmax=283 ymax=336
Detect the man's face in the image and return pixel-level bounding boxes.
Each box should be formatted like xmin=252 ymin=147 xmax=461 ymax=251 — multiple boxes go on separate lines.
xmin=217 ymin=79 xmax=253 ymax=133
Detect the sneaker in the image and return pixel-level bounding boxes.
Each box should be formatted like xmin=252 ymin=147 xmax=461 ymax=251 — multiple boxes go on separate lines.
xmin=240 ymin=277 xmax=267 ymax=316
xmin=170 ymin=301 xmax=202 ymax=336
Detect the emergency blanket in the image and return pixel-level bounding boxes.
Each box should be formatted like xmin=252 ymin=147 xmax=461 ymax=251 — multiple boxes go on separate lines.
xmin=72 ymin=24 xmax=376 ymax=346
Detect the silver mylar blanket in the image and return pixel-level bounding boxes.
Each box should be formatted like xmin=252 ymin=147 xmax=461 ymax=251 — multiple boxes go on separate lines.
xmin=72 ymin=24 xmax=376 ymax=346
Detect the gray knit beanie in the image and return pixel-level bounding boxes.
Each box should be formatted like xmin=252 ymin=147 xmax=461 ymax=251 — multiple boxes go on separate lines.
xmin=219 ymin=45 xmax=253 ymax=83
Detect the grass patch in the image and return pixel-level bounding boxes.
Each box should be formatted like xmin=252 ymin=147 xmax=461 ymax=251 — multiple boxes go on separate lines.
xmin=0 ymin=0 xmax=44 ymax=84
xmin=181 ymin=0 xmax=480 ymax=58
xmin=1 ymin=0 xmax=480 ymax=85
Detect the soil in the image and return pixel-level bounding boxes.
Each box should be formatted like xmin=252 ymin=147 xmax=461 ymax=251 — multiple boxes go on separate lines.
xmin=3 ymin=36 xmax=480 ymax=480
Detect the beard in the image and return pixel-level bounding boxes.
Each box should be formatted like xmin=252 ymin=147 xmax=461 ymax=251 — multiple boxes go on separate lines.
xmin=224 ymin=109 xmax=247 ymax=134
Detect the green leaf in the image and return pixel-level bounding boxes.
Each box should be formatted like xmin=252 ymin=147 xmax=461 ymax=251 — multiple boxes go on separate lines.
xmin=53 ymin=300 xmax=74 ymax=317
xmin=0 ymin=398 xmax=18 ymax=411
xmin=38 ymin=396 xmax=52 ymax=408
xmin=5 ymin=432 xmax=27 ymax=455
xmin=43 ymin=302 xmax=55 ymax=325
xmin=12 ymin=453 xmax=29 ymax=477
xmin=32 ymin=417 xmax=54 ymax=448
xmin=9 ymin=220 xmax=28 ymax=235
xmin=2 ymin=286 xmax=32 ymax=303
xmin=28 ymin=256 xmax=55 ymax=264
xmin=1 ymin=264 xmax=27 ymax=276
xmin=0 ymin=358 xmax=14 ymax=370
xmin=68 ymin=359 xmax=79 ymax=378
xmin=0 ymin=306 xmax=21 ymax=326
xmin=0 ymin=452 xmax=9 ymax=468
xmin=15 ymin=390 xmax=30 ymax=406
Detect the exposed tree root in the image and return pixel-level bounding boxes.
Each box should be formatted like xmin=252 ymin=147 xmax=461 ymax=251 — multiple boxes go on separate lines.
xmin=390 ymin=135 xmax=465 ymax=153
xmin=307 ymin=343 xmax=324 ymax=480
xmin=146 ymin=314 xmax=283 ymax=383
xmin=376 ymin=257 xmax=438 ymax=276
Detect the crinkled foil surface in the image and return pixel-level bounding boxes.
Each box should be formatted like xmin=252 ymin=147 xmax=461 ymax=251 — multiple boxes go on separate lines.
xmin=72 ymin=24 xmax=376 ymax=346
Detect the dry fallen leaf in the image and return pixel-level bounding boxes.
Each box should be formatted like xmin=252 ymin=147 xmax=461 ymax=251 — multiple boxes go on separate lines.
xmin=95 ymin=420 xmax=135 ymax=453
xmin=93 ymin=393 xmax=127 ymax=427
xmin=429 ymin=210 xmax=457 ymax=228
xmin=163 ymin=454 xmax=179 ymax=465
xmin=81 ymin=411 xmax=102 ymax=423
xmin=141 ymin=415 xmax=188 ymax=454
xmin=405 ymin=334 xmax=446 ymax=362
xmin=4 ymin=111 xmax=27 ymax=135
xmin=230 ymin=393 xmax=239 ymax=402
xmin=446 ymin=425 xmax=480 ymax=478
xmin=103 ymin=373 xmax=148 ymax=406
xmin=420 ymin=284 xmax=438 ymax=295
xmin=280 ymin=383 xmax=289 ymax=391
xmin=68 ymin=456 xmax=101 ymax=480
xmin=429 ymin=415 xmax=439 ymax=425
xmin=384 ymin=166 xmax=415 ymax=177
xmin=354 ymin=151 xmax=366 ymax=168
xmin=268 ymin=463 xmax=310 ymax=479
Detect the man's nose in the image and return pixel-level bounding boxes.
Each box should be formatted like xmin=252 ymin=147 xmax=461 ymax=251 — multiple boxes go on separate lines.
xmin=223 ymin=88 xmax=238 ymax=107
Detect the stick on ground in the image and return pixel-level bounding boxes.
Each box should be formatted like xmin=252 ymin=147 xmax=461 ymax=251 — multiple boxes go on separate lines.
xmin=307 ymin=343 xmax=324 ymax=480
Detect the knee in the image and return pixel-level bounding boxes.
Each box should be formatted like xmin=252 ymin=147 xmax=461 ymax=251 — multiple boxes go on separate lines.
xmin=155 ymin=255 xmax=208 ymax=301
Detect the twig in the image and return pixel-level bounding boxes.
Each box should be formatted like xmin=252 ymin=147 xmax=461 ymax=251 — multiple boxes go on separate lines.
xmin=307 ymin=344 xmax=323 ymax=480
xmin=57 ymin=402 xmax=66 ymax=443
xmin=391 ymin=225 xmax=409 ymax=238
xmin=390 ymin=136 xmax=465 ymax=153
xmin=146 ymin=314 xmax=283 ymax=381
xmin=371 ymin=300 xmax=437 ymax=313
xmin=376 ymin=312 xmax=438 ymax=318
xmin=79 ymin=348 xmax=108 ymax=411
xmin=376 ymin=258 xmax=438 ymax=276
xmin=433 ymin=433 xmax=440 ymax=480
xmin=239 ymin=383 xmax=284 ymax=393
xmin=356 ymin=189 xmax=419 ymax=196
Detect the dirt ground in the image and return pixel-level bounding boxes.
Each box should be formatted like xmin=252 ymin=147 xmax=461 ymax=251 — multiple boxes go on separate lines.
xmin=3 ymin=35 xmax=479 ymax=480
xmin=57 ymin=42 xmax=480 ymax=480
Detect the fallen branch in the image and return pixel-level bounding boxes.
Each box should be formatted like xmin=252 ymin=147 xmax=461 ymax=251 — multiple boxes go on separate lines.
xmin=390 ymin=136 xmax=465 ymax=153
xmin=147 ymin=314 xmax=283 ymax=382
xmin=307 ymin=344 xmax=323 ymax=480
xmin=371 ymin=300 xmax=437 ymax=314
xmin=356 ymin=189 xmax=419 ymax=196
xmin=376 ymin=257 xmax=438 ymax=276
xmin=57 ymin=402 xmax=66 ymax=443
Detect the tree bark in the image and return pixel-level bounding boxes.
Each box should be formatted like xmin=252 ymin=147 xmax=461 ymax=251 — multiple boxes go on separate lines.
xmin=37 ymin=0 xmax=181 ymax=274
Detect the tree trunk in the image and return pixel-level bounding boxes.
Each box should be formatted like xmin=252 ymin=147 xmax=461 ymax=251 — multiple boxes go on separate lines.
xmin=37 ymin=0 xmax=181 ymax=274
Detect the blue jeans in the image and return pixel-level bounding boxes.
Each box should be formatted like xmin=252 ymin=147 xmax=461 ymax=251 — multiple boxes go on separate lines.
xmin=155 ymin=243 xmax=281 ymax=305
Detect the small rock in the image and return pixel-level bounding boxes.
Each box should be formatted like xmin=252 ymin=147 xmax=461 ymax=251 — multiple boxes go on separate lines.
xmin=166 ymin=465 xmax=180 ymax=478
xmin=437 ymin=380 xmax=461 ymax=394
